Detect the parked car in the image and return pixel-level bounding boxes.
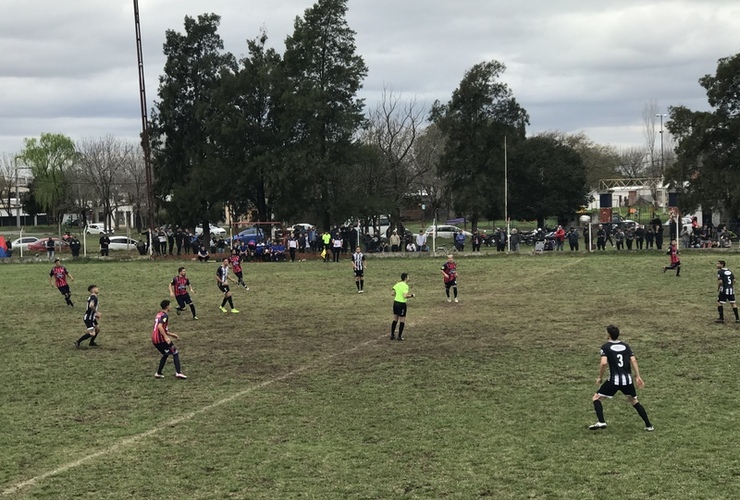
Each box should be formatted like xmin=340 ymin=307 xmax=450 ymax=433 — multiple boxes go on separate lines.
xmin=195 ymin=224 xmax=227 ymax=237
xmin=86 ymin=223 xmax=114 ymax=235
xmin=10 ymin=236 xmax=40 ymax=250
xmin=290 ymin=223 xmax=315 ymax=233
xmin=107 ymin=236 xmax=140 ymax=251
xmin=235 ymin=227 xmax=266 ymax=243
xmin=28 ymin=238 xmax=70 ymax=254
xmin=424 ymin=225 xmax=473 ymax=239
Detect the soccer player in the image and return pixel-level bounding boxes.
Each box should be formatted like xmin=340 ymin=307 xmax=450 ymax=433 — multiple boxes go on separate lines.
xmin=441 ymin=254 xmax=459 ymax=303
xmin=352 ymin=246 xmax=366 ymax=293
xmin=589 ymin=325 xmax=653 ymax=432
xmin=715 ymin=260 xmax=739 ymax=323
xmin=75 ymin=285 xmax=100 ymax=348
xmin=152 ymin=299 xmax=187 ymax=379
xmin=229 ymin=249 xmax=249 ymax=290
xmin=390 ymin=273 xmax=415 ymax=341
xmin=49 ymin=258 xmax=74 ymax=307
xmin=216 ymin=258 xmax=239 ymax=313
xmin=169 ymin=267 xmax=198 ymax=320
xmin=662 ymin=239 xmax=681 ymax=276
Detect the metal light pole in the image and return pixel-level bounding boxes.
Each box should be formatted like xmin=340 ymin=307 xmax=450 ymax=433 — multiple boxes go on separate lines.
xmin=656 ymin=113 xmax=667 ymax=174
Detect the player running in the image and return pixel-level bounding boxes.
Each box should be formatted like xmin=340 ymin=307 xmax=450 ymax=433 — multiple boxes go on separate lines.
xmin=49 ymin=258 xmax=74 ymax=307
xmin=169 ymin=267 xmax=198 ymax=320
xmin=662 ymin=239 xmax=681 ymax=276
xmin=229 ymin=249 xmax=249 ymax=290
xmin=216 ymin=258 xmax=239 ymax=313
xmin=75 ymin=285 xmax=100 ymax=348
xmin=715 ymin=260 xmax=739 ymax=323
xmin=441 ymin=254 xmax=459 ymax=303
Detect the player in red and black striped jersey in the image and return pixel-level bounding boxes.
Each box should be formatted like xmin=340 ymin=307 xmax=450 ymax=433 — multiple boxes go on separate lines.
xmin=715 ymin=260 xmax=739 ymax=323
xmin=229 ymin=249 xmax=249 ymax=290
xmin=49 ymin=258 xmax=74 ymax=307
xmin=589 ymin=325 xmax=653 ymax=431
xmin=75 ymin=285 xmax=100 ymax=348
xmin=441 ymin=255 xmax=459 ymax=303
xmin=662 ymin=239 xmax=681 ymax=276
xmin=169 ymin=267 xmax=198 ymax=320
xmin=152 ymin=299 xmax=187 ymax=379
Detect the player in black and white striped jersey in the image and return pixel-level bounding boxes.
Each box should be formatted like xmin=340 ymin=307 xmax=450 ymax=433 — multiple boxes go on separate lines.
xmin=352 ymin=247 xmax=366 ymax=293
xmin=589 ymin=325 xmax=653 ymax=432
xmin=715 ymin=260 xmax=739 ymax=323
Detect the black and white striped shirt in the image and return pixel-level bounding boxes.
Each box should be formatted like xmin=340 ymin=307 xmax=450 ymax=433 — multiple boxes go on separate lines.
xmin=352 ymin=251 xmax=365 ymax=271
xmin=600 ymin=341 xmax=634 ymax=386
xmin=83 ymin=294 xmax=98 ymax=322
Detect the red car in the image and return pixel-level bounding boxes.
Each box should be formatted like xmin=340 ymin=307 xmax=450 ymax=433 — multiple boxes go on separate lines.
xmin=27 ymin=238 xmax=71 ymax=254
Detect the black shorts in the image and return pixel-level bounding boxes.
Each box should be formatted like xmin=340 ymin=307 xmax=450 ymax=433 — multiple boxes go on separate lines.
xmin=84 ymin=319 xmax=98 ymax=330
xmin=354 ymin=269 xmax=364 ymax=278
xmin=444 ymin=278 xmax=457 ymax=289
xmin=153 ymin=341 xmax=177 ymax=356
xmin=719 ymin=292 xmax=736 ymax=304
xmin=175 ymin=294 xmax=192 ymax=308
xmin=393 ymin=301 xmax=407 ymax=317
xmin=218 ymin=283 xmax=230 ymax=294
xmin=597 ymin=380 xmax=637 ymax=398
xmin=58 ymin=285 xmax=70 ymax=295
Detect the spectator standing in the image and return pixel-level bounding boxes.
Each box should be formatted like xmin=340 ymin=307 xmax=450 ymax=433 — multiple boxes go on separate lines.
xmin=389 ymin=230 xmax=401 ymax=252
xmin=45 ymin=237 xmax=55 ymax=260
xmin=454 ymin=230 xmax=466 ymax=252
xmin=567 ymin=227 xmax=579 ymax=251
xmin=416 ymin=230 xmax=427 ymax=252
xmin=554 ymin=225 xmax=566 ymax=251
xmin=596 ymin=225 xmax=607 ymax=251
xmin=635 ymin=225 xmax=645 ymax=250
xmin=99 ymin=233 xmax=110 ymax=257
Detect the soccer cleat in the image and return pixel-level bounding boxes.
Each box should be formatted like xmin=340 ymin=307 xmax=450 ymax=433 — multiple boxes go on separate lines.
xmin=735 ymin=319 xmax=740 ymax=324
xmin=243 ymin=286 xmax=249 ymax=291
xmin=74 ymin=340 xmax=81 ymax=349
xmin=662 ymin=267 xmax=667 ymax=273
xmin=175 ymin=373 xmax=188 ymax=379
xmin=230 ymin=308 xmax=240 ymax=314
xmin=447 ymin=298 xmax=452 ymax=303
xmin=714 ymin=318 xmax=725 ymax=324
xmin=193 ymin=316 xmax=199 ymax=320
xmin=646 ymin=426 xmax=655 ymax=432
xmin=154 ymin=373 xmax=164 ymax=379
xmin=588 ymin=422 xmax=607 ymax=430
xmin=89 ymin=342 xmax=98 ymax=347
xmin=219 ymin=306 xmax=228 ymax=313
xmin=390 ymin=335 xmax=395 ymax=340
xmin=359 ymin=289 xmax=364 ymax=293
xmin=175 ymin=307 xmax=181 ymax=315
xmin=454 ymin=298 xmax=459 ymax=303
xmin=397 ymin=336 xmax=404 ymax=341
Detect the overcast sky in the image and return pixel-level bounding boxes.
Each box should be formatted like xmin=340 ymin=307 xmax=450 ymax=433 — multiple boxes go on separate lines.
xmin=1 ymin=0 xmax=738 ymax=157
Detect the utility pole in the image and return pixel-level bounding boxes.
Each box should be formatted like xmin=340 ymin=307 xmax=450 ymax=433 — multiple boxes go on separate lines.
xmin=133 ymin=0 xmax=155 ymax=230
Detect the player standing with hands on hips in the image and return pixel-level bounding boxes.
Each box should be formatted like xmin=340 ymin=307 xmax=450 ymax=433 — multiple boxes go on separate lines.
xmin=390 ymin=273 xmax=414 ymax=341
xmin=714 ymin=260 xmax=739 ymax=323
xmin=589 ymin=325 xmax=653 ymax=432
xmin=152 ymin=299 xmax=187 ymax=379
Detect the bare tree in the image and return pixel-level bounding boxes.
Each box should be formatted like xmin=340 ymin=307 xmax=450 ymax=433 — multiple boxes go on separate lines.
xmin=617 ymin=147 xmax=648 ymax=178
xmin=412 ymin=123 xmax=446 ymax=218
xmin=361 ymin=87 xmax=429 ymax=229
xmin=77 ymin=136 xmax=131 ymax=231
xmin=642 ymin=100 xmax=659 ymax=177
xmin=120 ymin=146 xmax=147 ymax=231
xmin=0 ymin=154 xmax=17 ymax=217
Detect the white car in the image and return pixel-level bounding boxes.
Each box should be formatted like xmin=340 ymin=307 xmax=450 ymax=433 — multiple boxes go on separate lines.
xmin=10 ymin=236 xmax=40 ymax=250
xmin=107 ymin=236 xmax=140 ymax=251
xmin=86 ymin=223 xmax=114 ymax=235
xmin=424 ymin=225 xmax=473 ymax=239
xmin=195 ymin=224 xmax=227 ymax=237
xmin=290 ymin=223 xmax=315 ymax=233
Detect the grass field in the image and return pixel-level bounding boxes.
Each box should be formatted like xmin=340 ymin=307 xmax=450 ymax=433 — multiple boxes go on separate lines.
xmin=1 ymin=249 xmax=740 ymax=499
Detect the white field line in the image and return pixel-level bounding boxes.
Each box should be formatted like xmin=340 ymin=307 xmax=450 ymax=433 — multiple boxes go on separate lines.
xmin=1 ymin=335 xmax=385 ymax=497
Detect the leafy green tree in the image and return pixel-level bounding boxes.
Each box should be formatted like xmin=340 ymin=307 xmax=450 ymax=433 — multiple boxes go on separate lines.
xmin=19 ymin=133 xmax=77 ymax=225
xmin=216 ymin=31 xmax=286 ymax=223
xmin=508 ymin=135 xmax=588 ymax=228
xmin=430 ymin=61 xmax=529 ymax=229
xmin=149 ymin=13 xmax=236 ymax=235
xmin=281 ymin=0 xmax=368 ymax=229
xmin=666 ymin=52 xmax=740 ymax=219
